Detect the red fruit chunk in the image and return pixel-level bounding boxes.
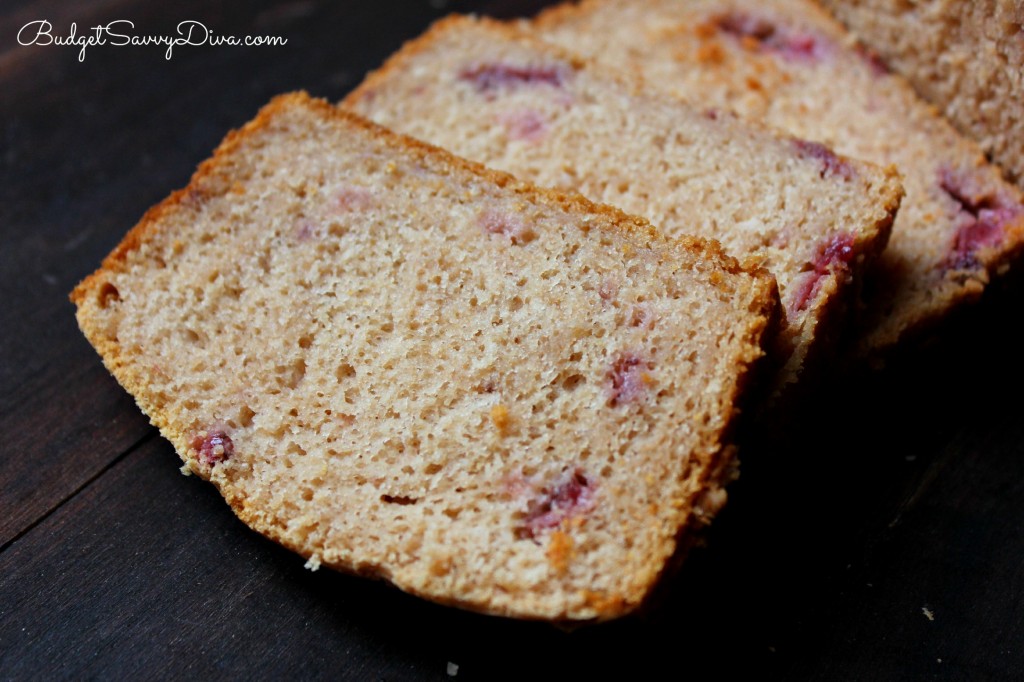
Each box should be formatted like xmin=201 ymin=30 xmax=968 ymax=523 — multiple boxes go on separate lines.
xmin=497 ymin=108 xmax=548 ymax=142
xmin=772 ymin=33 xmax=822 ymax=60
xmin=334 ymin=185 xmax=373 ymax=212
xmin=948 ymin=221 xmax=1004 ymax=270
xmin=790 ymin=233 xmax=856 ymax=313
xmin=819 ymin=233 xmax=856 ymax=267
xmin=939 ymin=167 xmax=1024 ymax=270
xmin=190 ymin=430 xmax=234 ymax=467
xmin=517 ymin=469 xmax=595 ymax=540
xmin=606 ymin=352 xmax=653 ymax=407
xmin=458 ymin=63 xmax=566 ymax=95
xmin=716 ymin=13 xmax=775 ymax=41
xmin=628 ymin=304 xmax=655 ymax=329
xmin=793 ymin=139 xmax=855 ymax=181
xmin=294 ymin=220 xmax=318 ymax=241
xmin=479 ymin=210 xmax=537 ymax=245
xmin=854 ymin=43 xmax=890 ymax=76
xmin=715 ymin=12 xmax=828 ymax=62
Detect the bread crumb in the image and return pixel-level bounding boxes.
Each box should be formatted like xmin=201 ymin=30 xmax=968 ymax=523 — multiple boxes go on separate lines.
xmin=580 ymin=589 xmax=627 ymax=615
xmin=304 ymin=555 xmax=322 ymax=572
xmin=740 ymin=35 xmax=760 ymax=51
xmin=446 ymin=661 xmax=459 ymax=677
xmin=490 ymin=404 xmax=511 ymax=433
xmin=430 ymin=556 xmax=452 ymax=576
xmin=547 ymin=529 xmax=574 ymax=574
xmin=923 ymin=606 xmax=934 ymax=621
xmin=695 ymin=42 xmax=725 ymax=64
xmin=693 ymin=22 xmax=717 ymax=40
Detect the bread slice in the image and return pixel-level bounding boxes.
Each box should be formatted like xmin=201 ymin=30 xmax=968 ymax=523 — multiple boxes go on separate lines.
xmin=343 ymin=15 xmax=902 ymax=388
xmin=535 ymin=0 xmax=1024 ymax=354
xmin=70 ymin=92 xmax=778 ymax=622
xmin=821 ymin=0 xmax=1024 ymax=188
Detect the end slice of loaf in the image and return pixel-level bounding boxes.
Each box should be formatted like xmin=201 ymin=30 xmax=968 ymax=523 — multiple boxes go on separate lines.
xmin=343 ymin=15 xmax=902 ymax=387
xmin=71 ymin=92 xmax=778 ymax=622
xmin=535 ymin=0 xmax=1024 ymax=354
xmin=821 ymin=0 xmax=1024 ymax=189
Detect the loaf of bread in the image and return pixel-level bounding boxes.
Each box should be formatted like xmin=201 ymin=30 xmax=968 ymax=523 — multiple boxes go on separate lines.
xmin=821 ymin=0 xmax=1024 ymax=188
xmin=71 ymin=92 xmax=778 ymax=622
xmin=344 ymin=15 xmax=902 ymax=387
xmin=535 ymin=0 xmax=1024 ymax=353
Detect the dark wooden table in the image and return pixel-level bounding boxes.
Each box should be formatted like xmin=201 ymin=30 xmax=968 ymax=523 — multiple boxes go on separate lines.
xmin=3 ymin=1 xmax=1023 ymax=679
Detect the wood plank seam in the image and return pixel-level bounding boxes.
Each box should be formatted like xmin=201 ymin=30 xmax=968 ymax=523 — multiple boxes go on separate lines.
xmin=0 ymin=429 xmax=157 ymax=555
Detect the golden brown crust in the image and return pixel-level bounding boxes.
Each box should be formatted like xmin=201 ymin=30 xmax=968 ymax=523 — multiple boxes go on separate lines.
xmin=73 ymin=91 xmax=771 ymax=312
xmin=532 ymin=0 xmax=595 ymax=30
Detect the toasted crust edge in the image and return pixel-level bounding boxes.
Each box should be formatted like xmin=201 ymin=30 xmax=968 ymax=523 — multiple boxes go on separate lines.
xmin=73 ymin=91 xmax=772 ymax=308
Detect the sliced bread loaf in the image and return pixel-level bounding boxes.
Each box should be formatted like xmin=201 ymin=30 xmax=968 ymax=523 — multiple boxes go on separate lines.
xmin=71 ymin=92 xmax=778 ymax=622
xmin=821 ymin=0 xmax=1024 ymax=188
xmin=535 ymin=0 xmax=1024 ymax=354
xmin=344 ymin=15 xmax=902 ymax=386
